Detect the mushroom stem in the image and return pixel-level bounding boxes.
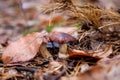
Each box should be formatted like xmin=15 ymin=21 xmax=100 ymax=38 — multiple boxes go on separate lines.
xmin=59 ymin=43 xmax=68 ymax=58
xmin=39 ymin=43 xmax=52 ymax=58
xmin=59 ymin=44 xmax=67 ymax=54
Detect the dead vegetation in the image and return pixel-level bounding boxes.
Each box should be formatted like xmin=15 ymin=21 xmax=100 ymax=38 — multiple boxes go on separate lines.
xmin=0 ymin=0 xmax=120 ymax=80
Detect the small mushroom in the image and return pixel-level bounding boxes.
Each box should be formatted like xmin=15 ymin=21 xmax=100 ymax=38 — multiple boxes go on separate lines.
xmin=39 ymin=35 xmax=52 ymax=58
xmin=49 ymin=31 xmax=76 ymax=58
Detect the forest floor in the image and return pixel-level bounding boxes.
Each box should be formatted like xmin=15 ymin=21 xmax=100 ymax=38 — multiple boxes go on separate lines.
xmin=0 ymin=0 xmax=120 ymax=80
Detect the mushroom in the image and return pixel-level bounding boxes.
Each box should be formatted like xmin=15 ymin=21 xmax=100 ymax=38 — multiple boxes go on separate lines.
xmin=49 ymin=31 xmax=76 ymax=58
xmin=39 ymin=35 xmax=52 ymax=58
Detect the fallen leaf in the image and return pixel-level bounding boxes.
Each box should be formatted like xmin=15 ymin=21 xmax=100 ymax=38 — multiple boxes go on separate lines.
xmin=68 ymin=49 xmax=100 ymax=61
xmin=2 ymin=31 xmax=48 ymax=64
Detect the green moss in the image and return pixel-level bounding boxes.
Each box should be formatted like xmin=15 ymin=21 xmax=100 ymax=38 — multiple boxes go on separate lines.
xmin=46 ymin=25 xmax=53 ymax=32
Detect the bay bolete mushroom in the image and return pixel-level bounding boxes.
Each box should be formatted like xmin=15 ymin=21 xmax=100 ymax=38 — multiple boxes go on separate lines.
xmin=49 ymin=31 xmax=76 ymax=58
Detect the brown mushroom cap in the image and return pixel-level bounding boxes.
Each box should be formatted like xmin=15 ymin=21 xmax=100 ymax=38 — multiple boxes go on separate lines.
xmin=49 ymin=31 xmax=76 ymax=44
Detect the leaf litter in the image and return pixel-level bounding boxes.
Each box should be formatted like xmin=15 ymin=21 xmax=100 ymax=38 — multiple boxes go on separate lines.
xmin=0 ymin=0 xmax=120 ymax=80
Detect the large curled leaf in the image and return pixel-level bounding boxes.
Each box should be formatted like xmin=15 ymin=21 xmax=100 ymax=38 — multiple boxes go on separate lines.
xmin=68 ymin=49 xmax=100 ymax=61
xmin=2 ymin=31 xmax=48 ymax=64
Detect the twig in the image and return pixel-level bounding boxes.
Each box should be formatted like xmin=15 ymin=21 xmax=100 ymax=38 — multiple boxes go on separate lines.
xmin=99 ymin=22 xmax=120 ymax=29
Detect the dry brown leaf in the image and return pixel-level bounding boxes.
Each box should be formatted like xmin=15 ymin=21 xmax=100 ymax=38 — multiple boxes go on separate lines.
xmin=68 ymin=49 xmax=100 ymax=60
xmin=2 ymin=31 xmax=48 ymax=64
